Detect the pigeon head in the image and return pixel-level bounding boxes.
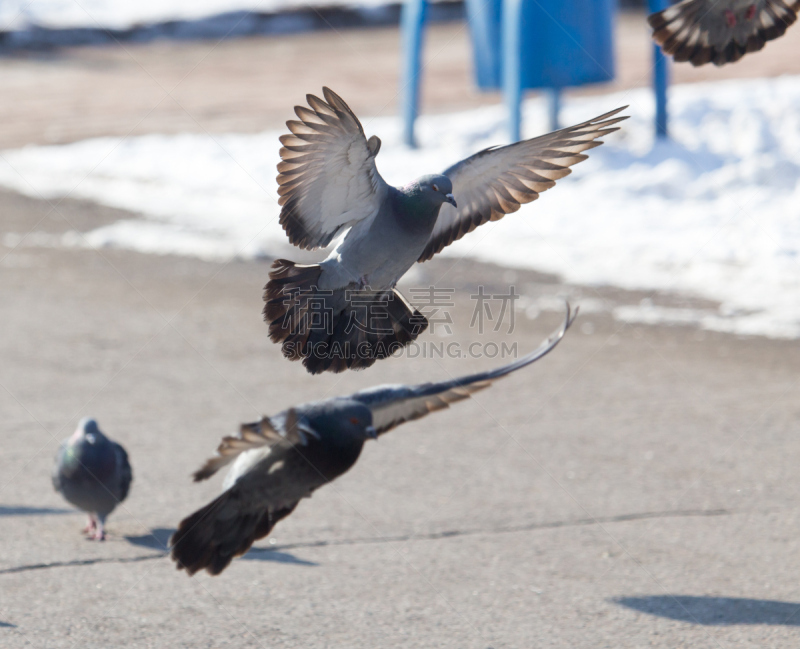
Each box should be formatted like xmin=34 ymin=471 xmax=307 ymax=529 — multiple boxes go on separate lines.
xmin=71 ymin=417 xmax=105 ymax=445
xmin=62 ymin=418 xmax=112 ymax=470
xmin=415 ymin=174 xmax=457 ymax=209
xmin=313 ymin=401 xmax=377 ymax=442
xmin=79 ymin=417 xmax=99 ymax=434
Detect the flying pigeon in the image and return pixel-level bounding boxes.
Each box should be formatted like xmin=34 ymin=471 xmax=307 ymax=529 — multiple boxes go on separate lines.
xmin=264 ymin=87 xmax=625 ymax=374
xmin=170 ymin=304 xmax=577 ymax=576
xmin=648 ymin=0 xmax=799 ymax=66
xmin=52 ymin=418 xmax=132 ymax=541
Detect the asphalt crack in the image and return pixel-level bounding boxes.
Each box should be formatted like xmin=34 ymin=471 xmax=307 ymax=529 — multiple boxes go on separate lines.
xmin=0 ymin=552 xmax=164 ymax=575
xmin=256 ymin=507 xmax=732 ymax=554
xmin=0 ymin=508 xmax=731 ymax=575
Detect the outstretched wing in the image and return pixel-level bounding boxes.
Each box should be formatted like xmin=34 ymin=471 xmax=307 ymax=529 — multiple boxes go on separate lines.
xmin=350 ymin=304 xmax=577 ymax=435
xmin=277 ymin=87 xmax=388 ymax=250
xmin=417 ymin=108 xmax=627 ymax=263
xmin=648 ymin=0 xmax=799 ymax=67
xmin=192 ymin=410 xmax=318 ymax=482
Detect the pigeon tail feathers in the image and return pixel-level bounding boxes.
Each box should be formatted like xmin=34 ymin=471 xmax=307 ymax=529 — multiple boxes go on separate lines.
xmin=170 ymin=487 xmax=297 ymax=576
xmin=264 ymin=259 xmax=428 ymax=375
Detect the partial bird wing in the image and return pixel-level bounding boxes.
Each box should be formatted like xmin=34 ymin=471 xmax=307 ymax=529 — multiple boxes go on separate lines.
xmin=192 ymin=409 xmax=319 ymax=482
xmin=277 ymin=87 xmax=388 ymax=250
xmin=417 ymin=108 xmax=627 ymax=263
xmin=648 ymin=0 xmax=800 ymax=67
xmin=350 ymin=303 xmax=577 ymax=435
xmin=51 ymin=441 xmax=67 ymax=493
xmin=112 ymin=442 xmax=133 ymax=503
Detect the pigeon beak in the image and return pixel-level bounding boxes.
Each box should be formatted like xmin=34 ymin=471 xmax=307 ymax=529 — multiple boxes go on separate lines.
xmin=444 ymin=193 xmax=457 ymax=208
xmin=365 ymin=426 xmax=378 ymax=440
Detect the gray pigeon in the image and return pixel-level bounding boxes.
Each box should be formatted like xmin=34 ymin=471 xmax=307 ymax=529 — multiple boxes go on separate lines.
xmin=171 ymin=304 xmax=576 ymax=576
xmin=52 ymin=418 xmax=132 ymax=541
xmin=649 ymin=0 xmax=799 ymax=66
xmin=264 ymin=87 xmax=625 ymax=374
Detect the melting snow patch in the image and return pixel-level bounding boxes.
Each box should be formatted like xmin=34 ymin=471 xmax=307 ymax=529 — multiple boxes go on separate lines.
xmin=1 ymin=76 xmax=800 ymax=338
xmin=0 ymin=0 xmax=397 ymax=31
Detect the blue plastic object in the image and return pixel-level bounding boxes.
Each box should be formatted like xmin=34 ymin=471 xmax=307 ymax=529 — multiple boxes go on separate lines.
xmin=400 ymin=0 xmax=616 ymax=146
xmin=501 ymin=0 xmax=523 ymax=141
xmin=470 ymin=0 xmax=615 ymax=91
xmin=400 ymin=0 xmax=428 ymax=148
xmin=649 ymin=0 xmax=670 ymax=138
xmin=470 ymin=0 xmax=615 ymax=140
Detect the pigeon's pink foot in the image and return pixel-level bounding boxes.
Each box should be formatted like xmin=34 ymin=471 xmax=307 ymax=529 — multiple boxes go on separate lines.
xmin=82 ymin=516 xmax=97 ymax=535
xmin=745 ymin=4 xmax=756 ymax=21
xmin=91 ymin=521 xmax=106 ymax=541
xmin=725 ymin=9 xmax=737 ymax=26
xmin=357 ymin=275 xmax=370 ymax=290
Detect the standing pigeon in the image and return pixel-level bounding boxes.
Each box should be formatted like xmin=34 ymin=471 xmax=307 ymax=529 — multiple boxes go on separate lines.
xmin=171 ymin=305 xmax=576 ymax=576
xmin=52 ymin=418 xmax=132 ymax=541
xmin=264 ymin=87 xmax=625 ymax=374
xmin=648 ymin=0 xmax=799 ymax=66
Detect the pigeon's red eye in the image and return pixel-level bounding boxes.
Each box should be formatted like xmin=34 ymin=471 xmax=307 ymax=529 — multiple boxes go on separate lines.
xmin=350 ymin=417 xmax=360 ymax=425
xmin=432 ymin=184 xmax=439 ymax=192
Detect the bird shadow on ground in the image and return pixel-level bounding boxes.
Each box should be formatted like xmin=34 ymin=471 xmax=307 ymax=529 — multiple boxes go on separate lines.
xmin=125 ymin=528 xmax=174 ymax=551
xmin=0 ymin=505 xmax=71 ymax=516
xmin=242 ymin=549 xmax=317 ymax=567
xmin=0 ymin=621 xmax=16 ymax=628
xmin=613 ymin=596 xmax=800 ymax=626
xmin=124 ymin=528 xmax=317 ymax=565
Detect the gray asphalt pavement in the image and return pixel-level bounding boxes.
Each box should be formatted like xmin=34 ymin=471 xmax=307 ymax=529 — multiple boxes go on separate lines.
xmin=2 ymin=189 xmax=800 ymax=648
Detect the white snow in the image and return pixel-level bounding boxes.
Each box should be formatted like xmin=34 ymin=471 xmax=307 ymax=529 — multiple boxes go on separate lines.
xmin=0 ymin=0 xmax=391 ymax=32
xmin=2 ymin=76 xmax=800 ymax=339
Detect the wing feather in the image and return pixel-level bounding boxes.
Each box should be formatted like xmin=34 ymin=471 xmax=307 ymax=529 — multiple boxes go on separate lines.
xmin=277 ymin=87 xmax=388 ymax=250
xmin=113 ymin=442 xmax=133 ymax=502
xmin=192 ymin=410 xmax=318 ymax=482
xmin=417 ymin=108 xmax=627 ymax=262
xmin=351 ymin=304 xmax=577 ymax=434
xmin=648 ymin=0 xmax=799 ymax=67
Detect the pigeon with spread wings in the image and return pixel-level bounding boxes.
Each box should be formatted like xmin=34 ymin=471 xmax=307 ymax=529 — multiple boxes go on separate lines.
xmin=264 ymin=87 xmax=624 ymax=374
xmin=170 ymin=305 xmax=576 ymax=576
xmin=648 ymin=0 xmax=799 ymax=67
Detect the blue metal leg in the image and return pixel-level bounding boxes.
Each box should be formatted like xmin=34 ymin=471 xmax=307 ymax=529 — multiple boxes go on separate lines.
xmin=502 ymin=0 xmax=523 ymax=142
xmin=548 ymin=88 xmax=561 ymax=131
xmin=400 ymin=0 xmax=428 ymax=148
xmin=649 ymin=0 xmax=670 ymax=139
